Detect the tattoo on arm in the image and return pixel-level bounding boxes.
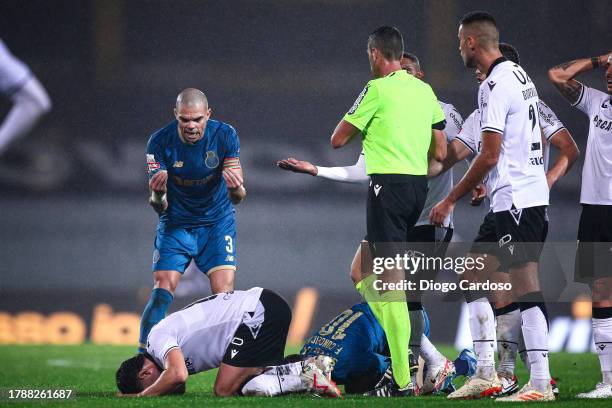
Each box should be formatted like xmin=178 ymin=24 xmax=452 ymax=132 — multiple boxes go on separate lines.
xmin=559 ymin=80 xmax=583 ymax=104
xmin=552 ymin=60 xmax=577 ymax=71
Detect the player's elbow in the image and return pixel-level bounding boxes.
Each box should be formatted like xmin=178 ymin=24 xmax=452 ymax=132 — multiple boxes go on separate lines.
xmin=434 ymin=146 xmax=447 ymax=162
xmin=330 ymin=136 xmax=344 ymax=149
xmin=547 ymin=68 xmax=564 ymax=86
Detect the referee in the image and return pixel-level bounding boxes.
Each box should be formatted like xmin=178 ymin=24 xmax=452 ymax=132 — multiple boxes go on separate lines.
xmin=330 ymin=26 xmax=447 ymax=396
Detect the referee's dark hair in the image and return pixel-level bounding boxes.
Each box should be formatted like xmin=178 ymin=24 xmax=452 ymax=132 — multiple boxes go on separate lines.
xmin=116 ymin=354 xmax=145 ymax=394
xmin=499 ymin=42 xmax=520 ymax=65
xmin=368 ymin=26 xmax=403 ymax=61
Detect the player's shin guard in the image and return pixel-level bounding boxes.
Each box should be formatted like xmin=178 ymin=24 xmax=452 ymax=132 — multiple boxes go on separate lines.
xmin=593 ymin=307 xmax=612 ymax=385
xmin=518 ymin=292 xmax=550 ymax=392
xmin=357 ymin=275 xmax=411 ymax=389
xmin=138 ymin=288 xmax=173 ymax=352
xmin=467 ymin=298 xmax=496 ymax=379
xmin=240 ymin=374 xmax=306 ymax=396
xmin=495 ymin=303 xmax=520 ymax=378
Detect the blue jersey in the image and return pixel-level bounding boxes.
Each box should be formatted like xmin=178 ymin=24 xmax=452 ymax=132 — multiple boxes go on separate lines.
xmin=146 ymin=119 xmax=240 ymax=227
xmin=301 ymin=303 xmax=389 ymax=384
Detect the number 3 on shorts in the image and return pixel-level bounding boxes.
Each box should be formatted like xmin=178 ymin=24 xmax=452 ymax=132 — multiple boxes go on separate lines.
xmin=224 ymin=235 xmax=233 ymax=253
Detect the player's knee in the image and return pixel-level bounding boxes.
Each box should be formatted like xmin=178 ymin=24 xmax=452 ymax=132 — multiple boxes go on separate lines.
xmin=214 ymin=382 xmax=237 ymax=397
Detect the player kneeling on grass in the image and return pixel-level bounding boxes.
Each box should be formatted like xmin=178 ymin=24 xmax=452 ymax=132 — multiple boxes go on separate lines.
xmin=116 ymin=287 xmax=340 ymax=398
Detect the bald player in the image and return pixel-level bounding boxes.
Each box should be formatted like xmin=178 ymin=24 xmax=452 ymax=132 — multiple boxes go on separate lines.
xmin=139 ymin=88 xmax=246 ymax=352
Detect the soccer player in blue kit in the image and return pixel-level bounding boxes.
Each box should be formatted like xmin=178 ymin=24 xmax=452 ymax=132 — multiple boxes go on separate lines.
xmin=138 ymin=88 xmax=246 ymax=352
xmin=301 ymin=302 xmax=476 ymax=395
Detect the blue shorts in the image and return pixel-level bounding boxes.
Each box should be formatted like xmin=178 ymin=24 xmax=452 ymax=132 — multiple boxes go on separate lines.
xmin=152 ymin=214 xmax=237 ymax=275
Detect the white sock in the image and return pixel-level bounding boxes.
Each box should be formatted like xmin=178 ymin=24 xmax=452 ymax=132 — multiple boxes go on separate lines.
xmin=468 ymin=299 xmax=496 ymax=379
xmin=496 ymin=308 xmax=521 ymax=377
xmin=0 ymin=78 xmax=51 ymax=154
xmin=241 ymin=373 xmax=306 ymax=396
xmin=593 ymin=316 xmax=612 ymax=385
xmin=421 ymin=334 xmax=447 ymax=365
xmin=521 ymin=305 xmax=550 ymax=391
xmin=262 ymin=361 xmax=303 ymax=376
xmin=518 ymin=330 xmax=531 ymax=373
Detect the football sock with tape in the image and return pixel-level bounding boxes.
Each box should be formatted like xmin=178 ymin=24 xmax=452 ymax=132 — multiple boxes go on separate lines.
xmin=519 ymin=292 xmax=550 ymax=392
xmin=240 ymin=373 xmax=305 ymax=396
xmin=495 ymin=303 xmax=520 ymax=377
xmin=593 ymin=307 xmax=612 ymax=385
xmin=468 ymin=298 xmax=496 ymax=379
xmin=138 ymin=288 xmax=173 ymax=352
xmin=421 ymin=335 xmax=447 ymax=366
xmin=356 ymin=275 xmax=411 ymax=389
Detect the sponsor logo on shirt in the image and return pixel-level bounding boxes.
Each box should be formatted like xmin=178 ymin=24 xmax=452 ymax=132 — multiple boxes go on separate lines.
xmin=173 ymin=161 xmax=184 ymax=168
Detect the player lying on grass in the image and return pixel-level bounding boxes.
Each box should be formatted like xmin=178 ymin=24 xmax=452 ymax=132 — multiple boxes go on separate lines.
xmin=116 ymin=287 xmax=340 ymax=398
xmin=299 ymin=301 xmax=476 ymax=395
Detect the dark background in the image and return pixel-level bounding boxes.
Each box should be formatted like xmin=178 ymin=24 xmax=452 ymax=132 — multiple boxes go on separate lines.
xmin=0 ymin=0 xmax=610 ymax=340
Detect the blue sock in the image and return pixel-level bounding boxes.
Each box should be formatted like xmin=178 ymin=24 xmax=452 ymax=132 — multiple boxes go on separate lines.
xmin=453 ymin=357 xmax=469 ymax=376
xmin=138 ymin=288 xmax=173 ymax=352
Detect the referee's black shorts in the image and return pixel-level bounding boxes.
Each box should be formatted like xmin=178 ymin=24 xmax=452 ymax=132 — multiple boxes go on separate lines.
xmin=366 ymin=174 xmax=428 ymax=248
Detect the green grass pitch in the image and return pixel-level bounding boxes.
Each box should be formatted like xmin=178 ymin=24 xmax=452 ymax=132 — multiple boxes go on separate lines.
xmin=0 ymin=345 xmax=610 ymax=406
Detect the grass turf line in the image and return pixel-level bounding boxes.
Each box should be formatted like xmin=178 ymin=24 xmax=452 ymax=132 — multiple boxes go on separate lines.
xmin=0 ymin=345 xmax=610 ymax=407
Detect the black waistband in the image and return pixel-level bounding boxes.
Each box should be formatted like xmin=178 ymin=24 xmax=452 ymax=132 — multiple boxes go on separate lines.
xmin=369 ymin=174 xmax=427 ymax=182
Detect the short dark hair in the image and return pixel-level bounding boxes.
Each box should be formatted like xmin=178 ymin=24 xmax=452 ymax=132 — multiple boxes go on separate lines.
xmin=401 ymin=52 xmax=421 ymax=68
xmin=116 ymin=354 xmax=145 ymax=394
xmin=460 ymin=11 xmax=497 ymax=28
xmin=499 ymin=42 xmax=520 ymax=64
xmin=368 ymin=26 xmax=403 ymax=61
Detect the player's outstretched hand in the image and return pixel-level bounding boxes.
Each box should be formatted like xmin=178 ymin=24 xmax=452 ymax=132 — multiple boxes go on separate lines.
xmin=149 ymin=170 xmax=168 ymax=193
xmin=223 ymin=167 xmax=243 ymax=189
xmin=470 ymin=183 xmax=487 ymax=206
xmin=277 ymin=157 xmax=317 ymax=176
xmin=430 ymin=198 xmax=455 ymax=226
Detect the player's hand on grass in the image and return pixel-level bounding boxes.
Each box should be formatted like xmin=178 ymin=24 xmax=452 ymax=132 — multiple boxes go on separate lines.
xmin=470 ymin=183 xmax=487 ymax=206
xmin=149 ymin=170 xmax=168 ymax=193
xmin=223 ymin=167 xmax=243 ymax=189
xmin=276 ymin=157 xmax=317 ymax=176
xmin=430 ymin=197 xmax=455 ymax=226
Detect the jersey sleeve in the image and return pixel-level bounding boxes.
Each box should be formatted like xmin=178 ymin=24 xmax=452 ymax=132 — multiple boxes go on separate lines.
xmin=146 ymin=329 xmax=179 ymax=366
xmin=537 ymin=100 xmax=566 ymax=141
xmin=572 ymin=84 xmax=605 ymax=116
xmin=343 ymin=82 xmax=379 ymax=131
xmin=223 ymin=125 xmax=240 ymax=158
xmin=479 ymin=81 xmax=509 ymax=135
xmin=443 ymin=104 xmax=464 ymax=141
xmin=453 ymin=110 xmax=478 ymax=154
xmin=430 ymin=87 xmax=446 ymax=128
xmin=146 ymin=136 xmax=167 ymax=179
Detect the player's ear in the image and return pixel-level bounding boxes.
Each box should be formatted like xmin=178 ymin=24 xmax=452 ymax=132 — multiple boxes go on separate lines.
xmin=417 ymin=70 xmax=425 ymax=80
xmin=174 ymin=108 xmax=179 ymax=119
xmin=205 ymin=108 xmax=212 ymax=120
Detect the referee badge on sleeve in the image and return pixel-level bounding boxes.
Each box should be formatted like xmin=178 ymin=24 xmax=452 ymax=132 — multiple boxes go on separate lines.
xmin=348 ymin=85 xmax=369 ymax=115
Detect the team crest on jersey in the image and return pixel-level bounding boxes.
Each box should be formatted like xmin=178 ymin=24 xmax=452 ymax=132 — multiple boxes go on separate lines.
xmin=152 ymin=249 xmax=160 ymax=264
xmin=205 ymin=151 xmax=219 ymax=168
